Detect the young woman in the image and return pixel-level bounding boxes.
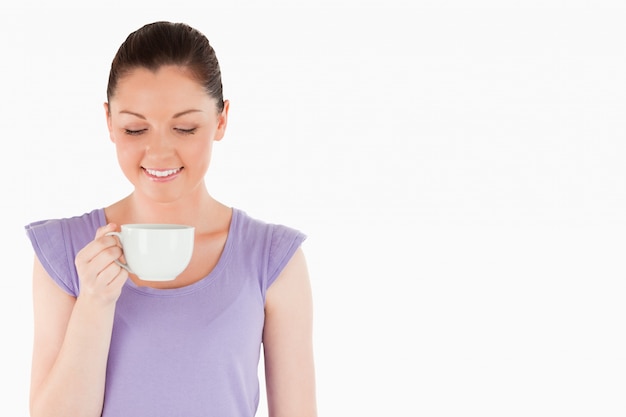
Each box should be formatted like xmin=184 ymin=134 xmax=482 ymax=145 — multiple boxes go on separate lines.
xmin=25 ymin=21 xmax=317 ymax=417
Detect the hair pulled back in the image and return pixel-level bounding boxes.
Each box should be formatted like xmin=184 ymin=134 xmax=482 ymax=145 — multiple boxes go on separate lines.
xmin=107 ymin=21 xmax=224 ymax=113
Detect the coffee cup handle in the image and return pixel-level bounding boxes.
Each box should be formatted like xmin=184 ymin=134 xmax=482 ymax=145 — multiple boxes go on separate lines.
xmin=105 ymin=231 xmax=134 ymax=274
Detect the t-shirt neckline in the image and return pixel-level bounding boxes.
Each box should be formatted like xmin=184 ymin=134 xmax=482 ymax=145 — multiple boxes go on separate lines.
xmin=95 ymin=207 xmax=238 ymax=297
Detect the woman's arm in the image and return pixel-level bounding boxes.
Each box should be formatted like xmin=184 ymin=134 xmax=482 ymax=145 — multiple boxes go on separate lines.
xmin=263 ymin=247 xmax=318 ymax=417
xmin=30 ymin=224 xmax=127 ymax=417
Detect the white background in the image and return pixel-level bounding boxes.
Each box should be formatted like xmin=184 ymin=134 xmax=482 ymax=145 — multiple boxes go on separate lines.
xmin=2 ymin=1 xmax=626 ymax=416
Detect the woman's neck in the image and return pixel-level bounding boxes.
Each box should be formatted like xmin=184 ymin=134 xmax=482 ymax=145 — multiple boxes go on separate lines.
xmin=106 ymin=187 xmax=229 ymax=232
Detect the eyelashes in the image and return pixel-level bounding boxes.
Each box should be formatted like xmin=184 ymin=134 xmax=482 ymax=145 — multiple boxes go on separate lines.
xmin=124 ymin=129 xmax=147 ymax=136
xmin=175 ymin=128 xmax=197 ymax=135
xmin=123 ymin=128 xmax=197 ymax=136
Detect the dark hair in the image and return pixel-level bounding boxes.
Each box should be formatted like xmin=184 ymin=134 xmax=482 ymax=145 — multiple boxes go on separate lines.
xmin=107 ymin=21 xmax=224 ymax=113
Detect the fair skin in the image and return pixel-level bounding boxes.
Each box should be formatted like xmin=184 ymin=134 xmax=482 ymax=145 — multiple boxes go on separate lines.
xmin=30 ymin=65 xmax=317 ymax=417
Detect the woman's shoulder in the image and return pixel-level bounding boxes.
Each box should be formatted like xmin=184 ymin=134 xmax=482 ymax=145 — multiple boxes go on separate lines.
xmin=24 ymin=207 xmax=106 ymax=256
xmin=25 ymin=208 xmax=106 ymax=232
xmin=231 ymin=208 xmax=307 ymax=286
xmin=232 ymin=208 xmax=306 ymax=242
xmin=24 ymin=208 xmax=105 ymax=297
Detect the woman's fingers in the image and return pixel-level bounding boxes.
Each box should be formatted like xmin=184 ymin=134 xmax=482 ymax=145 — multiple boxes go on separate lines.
xmin=89 ymin=245 xmax=124 ymax=276
xmin=106 ymin=264 xmax=129 ymax=290
xmin=78 ymin=224 xmax=120 ymax=262
xmin=96 ymin=223 xmax=118 ymax=239
xmin=97 ymin=258 xmax=128 ymax=286
xmin=75 ymin=223 xmax=128 ymax=303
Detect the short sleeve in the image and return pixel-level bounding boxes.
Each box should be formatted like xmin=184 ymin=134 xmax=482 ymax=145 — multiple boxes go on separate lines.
xmin=24 ymin=209 xmax=105 ymax=297
xmin=266 ymin=224 xmax=307 ymax=288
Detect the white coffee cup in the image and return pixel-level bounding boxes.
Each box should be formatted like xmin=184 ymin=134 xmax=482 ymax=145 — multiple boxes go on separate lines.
xmin=106 ymin=224 xmax=195 ymax=281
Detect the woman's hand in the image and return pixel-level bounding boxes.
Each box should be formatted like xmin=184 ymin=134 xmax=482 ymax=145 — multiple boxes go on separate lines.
xmin=74 ymin=223 xmax=128 ymax=306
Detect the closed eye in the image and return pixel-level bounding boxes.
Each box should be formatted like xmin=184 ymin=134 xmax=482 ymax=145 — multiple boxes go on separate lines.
xmin=175 ymin=128 xmax=197 ymax=135
xmin=124 ymin=128 xmax=147 ymax=136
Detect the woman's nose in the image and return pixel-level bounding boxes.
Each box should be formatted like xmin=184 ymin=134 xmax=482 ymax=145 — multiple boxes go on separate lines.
xmin=145 ymin=131 xmax=175 ymax=153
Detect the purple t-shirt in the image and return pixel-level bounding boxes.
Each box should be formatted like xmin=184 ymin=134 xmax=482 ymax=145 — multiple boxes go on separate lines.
xmin=25 ymin=208 xmax=306 ymax=416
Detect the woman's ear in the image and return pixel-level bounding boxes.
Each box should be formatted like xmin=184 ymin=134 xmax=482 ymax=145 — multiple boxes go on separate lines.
xmin=214 ymin=99 xmax=230 ymax=142
xmin=104 ymin=102 xmax=114 ymax=141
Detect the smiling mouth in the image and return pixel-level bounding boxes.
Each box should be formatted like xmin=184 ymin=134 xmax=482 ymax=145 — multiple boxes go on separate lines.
xmin=143 ymin=167 xmax=183 ymax=179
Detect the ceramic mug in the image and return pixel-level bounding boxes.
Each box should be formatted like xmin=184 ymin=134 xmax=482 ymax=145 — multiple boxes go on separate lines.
xmin=106 ymin=224 xmax=194 ymax=281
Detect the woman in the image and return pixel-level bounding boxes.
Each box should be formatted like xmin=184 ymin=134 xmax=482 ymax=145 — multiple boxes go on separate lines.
xmin=25 ymin=21 xmax=317 ymax=417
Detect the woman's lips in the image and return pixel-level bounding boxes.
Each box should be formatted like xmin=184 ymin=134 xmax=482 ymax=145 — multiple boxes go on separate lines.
xmin=142 ymin=167 xmax=183 ymax=182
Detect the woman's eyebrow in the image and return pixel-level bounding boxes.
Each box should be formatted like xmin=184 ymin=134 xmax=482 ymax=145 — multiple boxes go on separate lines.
xmin=119 ymin=110 xmax=146 ymax=119
xmin=173 ymin=109 xmax=203 ymax=118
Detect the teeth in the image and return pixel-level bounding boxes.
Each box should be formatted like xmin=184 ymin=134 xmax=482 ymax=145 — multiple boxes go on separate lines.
xmin=145 ymin=168 xmax=181 ymax=177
